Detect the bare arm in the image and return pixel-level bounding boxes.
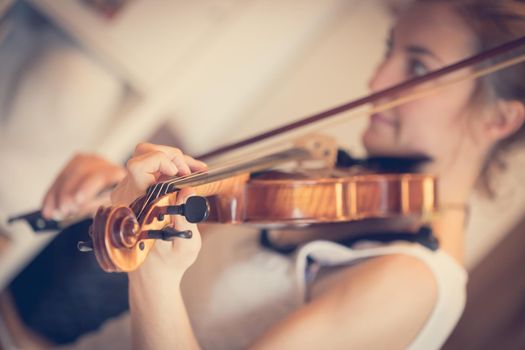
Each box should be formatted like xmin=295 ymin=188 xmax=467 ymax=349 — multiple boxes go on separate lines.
xmin=251 ymin=254 xmax=437 ymax=350
xmin=128 ymin=252 xmax=200 ymax=350
xmin=128 ymin=250 xmax=437 ymax=350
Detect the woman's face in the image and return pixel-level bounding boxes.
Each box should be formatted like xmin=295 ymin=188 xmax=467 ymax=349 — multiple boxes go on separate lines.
xmin=363 ymin=3 xmax=480 ymax=160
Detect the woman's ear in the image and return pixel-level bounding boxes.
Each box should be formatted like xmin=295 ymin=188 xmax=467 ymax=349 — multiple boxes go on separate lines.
xmin=485 ymin=99 xmax=525 ymax=142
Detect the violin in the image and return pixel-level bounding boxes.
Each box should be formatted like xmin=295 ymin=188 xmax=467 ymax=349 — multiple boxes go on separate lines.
xmin=89 ymin=134 xmax=438 ymax=272
xmin=13 ymin=36 xmax=525 ymax=273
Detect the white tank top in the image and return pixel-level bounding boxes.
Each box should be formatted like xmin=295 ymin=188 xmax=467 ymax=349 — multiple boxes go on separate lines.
xmin=62 ymin=227 xmax=467 ymax=350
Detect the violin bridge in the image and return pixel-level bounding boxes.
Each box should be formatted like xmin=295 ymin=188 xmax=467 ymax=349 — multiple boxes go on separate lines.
xmin=294 ymin=133 xmax=338 ymax=169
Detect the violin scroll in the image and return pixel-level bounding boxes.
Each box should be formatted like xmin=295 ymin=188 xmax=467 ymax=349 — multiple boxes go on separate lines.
xmin=85 ymin=195 xmax=210 ymax=272
xmin=89 ymin=205 xmax=143 ymax=272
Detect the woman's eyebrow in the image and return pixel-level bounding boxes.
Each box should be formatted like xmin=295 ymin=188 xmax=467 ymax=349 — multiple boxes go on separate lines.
xmin=406 ymin=45 xmax=444 ymax=64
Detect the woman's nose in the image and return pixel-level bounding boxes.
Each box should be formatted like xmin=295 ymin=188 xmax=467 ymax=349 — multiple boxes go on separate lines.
xmin=368 ymin=59 xmax=402 ymax=92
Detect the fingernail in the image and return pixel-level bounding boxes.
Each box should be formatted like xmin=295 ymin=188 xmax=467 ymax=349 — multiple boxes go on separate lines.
xmin=52 ymin=210 xmax=64 ymax=221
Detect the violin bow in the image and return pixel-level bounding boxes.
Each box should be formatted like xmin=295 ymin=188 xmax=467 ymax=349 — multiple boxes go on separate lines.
xmin=197 ymin=35 xmax=525 ymax=160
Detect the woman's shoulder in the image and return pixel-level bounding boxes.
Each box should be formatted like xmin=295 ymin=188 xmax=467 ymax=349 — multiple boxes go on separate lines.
xmin=327 ymin=252 xmax=439 ymax=312
xmin=292 ymin=251 xmax=439 ymax=349
xmin=298 ymin=239 xmax=467 ymax=285
xmin=304 ymin=242 xmax=467 ymax=349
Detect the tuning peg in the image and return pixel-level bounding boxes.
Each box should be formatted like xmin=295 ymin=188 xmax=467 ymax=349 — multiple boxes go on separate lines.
xmin=146 ymin=227 xmax=193 ymax=241
xmin=157 ymin=196 xmax=209 ymax=223
xmin=77 ymin=240 xmax=94 ymax=252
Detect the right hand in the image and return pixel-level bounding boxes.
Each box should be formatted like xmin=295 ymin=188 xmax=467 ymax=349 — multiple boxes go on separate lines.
xmin=42 ymin=154 xmax=126 ymax=220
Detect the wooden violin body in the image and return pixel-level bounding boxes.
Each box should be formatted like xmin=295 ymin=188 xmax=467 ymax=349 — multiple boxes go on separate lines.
xmin=206 ymin=170 xmax=436 ymax=225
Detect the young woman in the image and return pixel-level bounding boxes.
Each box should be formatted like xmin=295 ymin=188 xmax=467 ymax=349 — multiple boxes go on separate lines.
xmin=37 ymin=0 xmax=525 ymax=349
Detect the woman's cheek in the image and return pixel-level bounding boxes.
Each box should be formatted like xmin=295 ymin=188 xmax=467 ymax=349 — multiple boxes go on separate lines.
xmin=397 ymin=116 xmax=447 ymax=157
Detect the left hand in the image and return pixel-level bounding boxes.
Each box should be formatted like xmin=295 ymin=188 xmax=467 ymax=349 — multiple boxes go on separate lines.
xmin=114 ymin=143 xmax=207 ymax=279
xmin=111 ymin=142 xmax=207 ymax=206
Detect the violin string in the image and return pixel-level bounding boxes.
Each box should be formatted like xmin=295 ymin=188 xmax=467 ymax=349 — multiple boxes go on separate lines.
xmin=137 ymin=181 xmax=165 ymax=220
xmin=164 ymin=148 xmax=306 ymax=188
xmin=141 ymin=149 xmax=266 ymax=206
xmin=138 ymin=164 xmax=239 ymax=217
xmin=137 ymin=147 xmax=308 ymax=215
xmin=161 ymin=142 xmax=298 ymax=187
xmin=159 ymin=144 xmax=279 ymax=186
xmin=138 ymin=150 xmax=292 ymax=214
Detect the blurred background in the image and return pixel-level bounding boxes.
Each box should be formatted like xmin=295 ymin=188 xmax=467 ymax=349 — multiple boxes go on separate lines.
xmin=0 ymin=0 xmax=524 ymax=349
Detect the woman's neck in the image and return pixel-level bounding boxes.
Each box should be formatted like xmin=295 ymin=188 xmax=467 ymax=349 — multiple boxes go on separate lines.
xmin=423 ymin=149 xmax=485 ymax=265
xmin=432 ymin=208 xmax=467 ymax=265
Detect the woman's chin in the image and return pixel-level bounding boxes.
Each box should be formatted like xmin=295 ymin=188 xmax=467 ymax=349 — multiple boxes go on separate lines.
xmin=362 ymin=129 xmax=395 ymax=156
xmin=363 ymin=132 xmax=430 ymax=158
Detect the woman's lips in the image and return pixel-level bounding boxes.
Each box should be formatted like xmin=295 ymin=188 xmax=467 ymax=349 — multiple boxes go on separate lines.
xmin=370 ymin=113 xmax=397 ymax=127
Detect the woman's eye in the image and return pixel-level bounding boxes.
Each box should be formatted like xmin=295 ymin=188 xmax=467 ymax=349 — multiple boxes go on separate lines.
xmin=407 ymin=58 xmax=429 ymax=77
